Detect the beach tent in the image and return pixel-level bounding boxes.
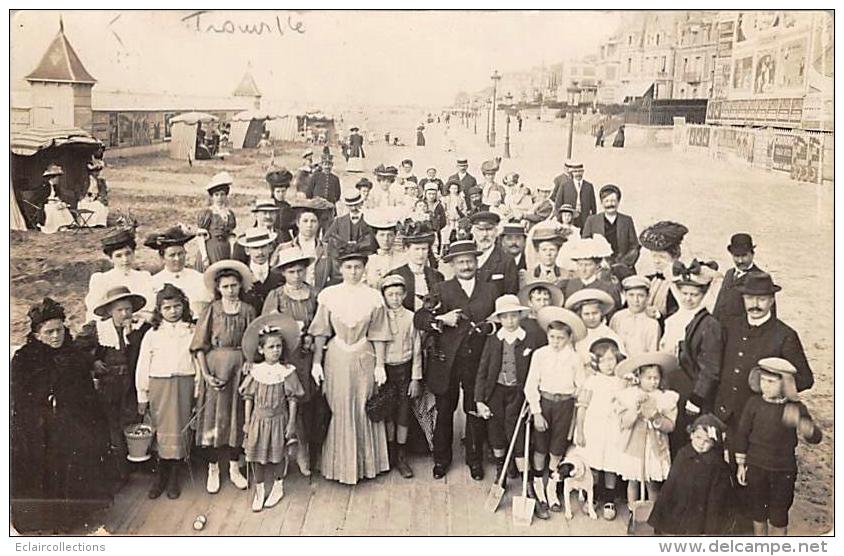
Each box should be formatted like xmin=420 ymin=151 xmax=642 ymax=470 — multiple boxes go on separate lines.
xmin=264 ymin=114 xmax=300 ymax=142
xmin=10 ymin=182 xmax=27 ymax=231
xmin=229 ymin=111 xmax=277 ymax=149
xmin=10 ymin=126 xmax=102 ymax=228
xmin=168 ymin=112 xmax=218 ymax=160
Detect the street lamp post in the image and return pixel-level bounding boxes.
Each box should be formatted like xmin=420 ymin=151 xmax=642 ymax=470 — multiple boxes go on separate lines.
xmin=503 ymin=92 xmax=513 ymax=159
xmin=489 ymin=70 xmax=501 ymax=147
xmin=485 ymin=98 xmax=492 ymax=144
xmin=472 ymin=100 xmax=478 ymax=135
xmin=566 ymin=83 xmax=582 ymax=160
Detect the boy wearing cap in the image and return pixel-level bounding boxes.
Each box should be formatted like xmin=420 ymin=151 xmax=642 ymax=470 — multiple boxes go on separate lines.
xmin=380 ymin=275 xmax=424 ymax=479
xmin=609 ymin=276 xmax=660 ymax=356
xmin=734 ymin=358 xmax=822 ymax=536
xmin=474 ymin=295 xmax=543 ymax=487
xmin=712 ymin=233 xmax=764 ymax=321
xmin=524 ymin=306 xmax=589 ymax=518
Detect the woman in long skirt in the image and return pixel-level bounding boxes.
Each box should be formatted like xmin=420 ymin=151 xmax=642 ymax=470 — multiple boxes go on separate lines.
xmin=309 ymin=246 xmax=391 ymax=484
xmin=191 ymin=261 xmax=256 ymax=493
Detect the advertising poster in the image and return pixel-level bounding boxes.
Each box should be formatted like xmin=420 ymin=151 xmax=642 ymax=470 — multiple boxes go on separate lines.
xmin=779 ymin=39 xmax=807 ymax=89
xmin=753 ymin=50 xmax=776 ymax=94
xmin=732 ymin=56 xmax=753 ymax=90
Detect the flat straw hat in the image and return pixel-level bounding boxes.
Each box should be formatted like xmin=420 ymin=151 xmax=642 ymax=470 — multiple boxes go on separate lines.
xmin=564 ymin=288 xmax=616 ymax=315
xmin=488 ymin=294 xmax=531 ymax=322
xmin=614 ymin=351 xmax=679 ymax=379
xmin=518 ymin=281 xmax=564 ymax=308
xmin=93 ymin=286 xmax=147 ymax=318
xmin=203 ymin=260 xmax=255 ymax=295
xmin=748 ymin=357 xmax=799 ymax=401
xmin=536 ymin=306 xmax=586 ymax=341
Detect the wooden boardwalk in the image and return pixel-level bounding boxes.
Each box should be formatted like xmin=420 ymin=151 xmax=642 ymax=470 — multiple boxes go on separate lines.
xmin=93 ymin=452 xmax=632 ymax=536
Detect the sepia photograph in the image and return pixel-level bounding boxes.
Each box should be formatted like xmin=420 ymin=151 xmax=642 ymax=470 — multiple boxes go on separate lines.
xmin=6 ymin=7 xmax=835 ymax=541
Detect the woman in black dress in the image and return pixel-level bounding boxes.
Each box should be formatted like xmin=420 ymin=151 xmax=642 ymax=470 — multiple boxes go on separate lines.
xmin=11 ymin=298 xmax=113 ymax=533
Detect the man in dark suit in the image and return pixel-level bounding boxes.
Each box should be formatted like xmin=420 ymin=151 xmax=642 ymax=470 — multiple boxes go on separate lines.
xmin=580 ymin=184 xmax=640 ymax=275
xmin=308 ymin=155 xmax=341 ymax=206
xmin=712 ymin=233 xmax=763 ymax=321
xmin=470 ymin=211 xmax=519 ymax=296
xmin=232 ymin=199 xmax=286 ymax=264
xmin=551 ymin=160 xmax=596 ymax=228
xmin=499 ymin=222 xmax=528 ymax=272
xmin=324 ymin=190 xmax=375 ymax=272
xmin=413 ymin=240 xmax=497 ymax=481
xmin=714 ymin=272 xmax=814 ymax=462
xmin=388 ymin=222 xmax=444 ymax=311
xmin=447 ymin=158 xmax=478 ymax=201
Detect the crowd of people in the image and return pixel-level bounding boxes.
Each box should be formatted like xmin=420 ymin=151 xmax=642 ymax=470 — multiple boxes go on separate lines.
xmin=11 ymin=151 xmax=823 ymax=536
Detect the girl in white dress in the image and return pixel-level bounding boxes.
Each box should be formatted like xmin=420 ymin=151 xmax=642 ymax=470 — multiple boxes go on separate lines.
xmin=574 ymin=337 xmax=627 ymax=520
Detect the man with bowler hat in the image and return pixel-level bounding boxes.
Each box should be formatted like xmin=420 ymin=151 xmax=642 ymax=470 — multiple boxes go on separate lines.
xmin=713 ymin=233 xmax=764 ymax=321
xmin=714 ymin=271 xmax=814 ymax=462
xmin=413 ymin=240 xmax=497 ymax=481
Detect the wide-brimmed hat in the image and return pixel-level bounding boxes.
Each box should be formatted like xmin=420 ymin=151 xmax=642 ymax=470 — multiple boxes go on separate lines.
xmin=615 ymin=352 xmax=679 ymax=379
xmin=559 ymin=237 xmax=613 ymax=260
xmin=367 ymin=209 xmax=398 ymax=230
xmin=242 ymin=313 xmax=302 ymax=364
xmin=518 ymin=281 xmax=564 ymax=308
xmin=441 ymin=239 xmax=482 ymax=262
xmin=639 ymin=221 xmax=688 ymax=252
xmin=728 ymin=233 xmax=756 ymax=256
xmin=531 ymin=224 xmax=566 ymax=246
xmin=266 ymin=166 xmax=293 ymax=188
xmin=93 ymin=286 xmax=147 ymax=318
xmin=536 ymin=306 xmax=586 ymax=341
xmin=735 ymin=271 xmax=781 ymax=296
xmin=672 ymin=259 xmax=718 ymax=288
xmin=599 ymin=184 xmax=621 ymax=200
xmin=748 ymin=357 xmax=799 ymax=401
xmin=203 ymin=260 xmax=254 ymax=294
xmin=144 ymin=225 xmax=196 ymax=251
xmin=524 ymin=199 xmax=554 ymax=223
xmin=206 ymin=171 xmax=234 ymax=193
xmin=273 ymin=246 xmax=315 ymax=270
xmin=621 ymin=275 xmax=651 ymax=292
xmin=397 ymin=218 xmax=436 ymax=244
xmin=42 ymin=163 xmax=64 ymax=177
xmin=488 ymin=294 xmax=531 ymax=322
xmin=236 ymin=228 xmax=278 ymax=249
xmin=101 ymin=227 xmax=136 ymax=252
xmin=564 ymin=288 xmax=615 ymax=315
xmin=480 ymin=160 xmax=500 ymax=174
xmin=558 ymin=203 xmax=576 ymax=214
xmin=87 ymin=159 xmax=105 ymax=172
xmin=251 ymin=198 xmax=280 ymax=213
xmin=469 ymin=211 xmax=500 ymax=227
xmin=374 ymin=164 xmax=399 ymax=178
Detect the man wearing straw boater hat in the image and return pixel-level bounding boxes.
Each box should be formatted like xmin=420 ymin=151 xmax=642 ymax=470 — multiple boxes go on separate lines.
xmin=146 ymin=225 xmax=211 ymax=319
xmin=236 ymin=227 xmax=284 ymax=311
xmin=470 ymin=211 xmax=519 ymax=297
xmin=89 ymin=285 xmax=149 ymax=482
xmin=712 ymin=233 xmax=765 ymax=321
xmin=714 ymin=272 xmax=814 ymax=463
xmin=413 ymin=240 xmax=497 ymax=481
xmin=324 ymin=189 xmax=375 ymax=271
xmin=233 ymin=199 xmax=285 ymax=264
xmin=551 ymin=159 xmax=596 ymax=229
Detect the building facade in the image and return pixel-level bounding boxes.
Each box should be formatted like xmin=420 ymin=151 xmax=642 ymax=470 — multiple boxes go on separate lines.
xmin=673 ymin=12 xmax=719 ymax=99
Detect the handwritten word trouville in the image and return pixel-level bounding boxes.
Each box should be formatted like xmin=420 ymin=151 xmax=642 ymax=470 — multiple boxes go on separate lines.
xmin=182 ymin=11 xmax=305 ymax=37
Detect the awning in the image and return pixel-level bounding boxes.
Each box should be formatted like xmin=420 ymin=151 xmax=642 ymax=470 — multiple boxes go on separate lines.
xmin=232 ymin=110 xmax=279 ymax=122
xmin=617 ymin=81 xmax=655 ymax=104
xmin=170 ymin=112 xmax=219 ymax=125
xmin=10 ymin=126 xmax=101 ymax=156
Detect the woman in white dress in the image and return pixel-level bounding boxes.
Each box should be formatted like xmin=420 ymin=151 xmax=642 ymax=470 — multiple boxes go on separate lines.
xmin=308 ymin=245 xmax=392 ymax=484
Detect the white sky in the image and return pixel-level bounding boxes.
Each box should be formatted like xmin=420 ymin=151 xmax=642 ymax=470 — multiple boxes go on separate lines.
xmin=11 ymin=10 xmax=620 ymax=108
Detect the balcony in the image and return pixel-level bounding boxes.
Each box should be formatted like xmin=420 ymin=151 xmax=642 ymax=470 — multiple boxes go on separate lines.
xmin=684 ymin=72 xmax=703 ymax=83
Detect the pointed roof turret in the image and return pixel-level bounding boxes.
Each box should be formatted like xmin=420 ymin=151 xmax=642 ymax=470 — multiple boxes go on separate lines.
xmin=233 ymin=65 xmax=261 ymax=97
xmin=26 ymin=17 xmax=96 ymax=85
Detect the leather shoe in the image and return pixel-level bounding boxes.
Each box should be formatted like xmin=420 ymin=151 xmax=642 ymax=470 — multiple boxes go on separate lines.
xmin=469 ymin=464 xmax=484 ymax=481
xmin=432 ymin=463 xmax=448 ymax=479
